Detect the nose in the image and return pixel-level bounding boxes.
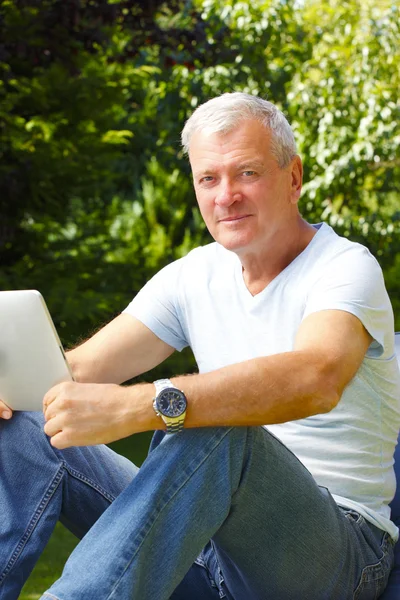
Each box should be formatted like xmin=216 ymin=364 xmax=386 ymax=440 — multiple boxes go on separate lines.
xmin=215 ymin=180 xmax=242 ymax=207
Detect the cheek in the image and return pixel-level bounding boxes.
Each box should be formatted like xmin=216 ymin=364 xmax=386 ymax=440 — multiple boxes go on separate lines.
xmin=196 ymin=192 xmax=213 ymax=218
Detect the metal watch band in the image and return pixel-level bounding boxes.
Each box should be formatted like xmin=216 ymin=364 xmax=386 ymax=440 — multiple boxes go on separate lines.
xmin=153 ymin=379 xmax=186 ymax=434
xmin=164 ymin=417 xmax=186 ymax=434
xmin=154 ymin=378 xmax=173 ymax=395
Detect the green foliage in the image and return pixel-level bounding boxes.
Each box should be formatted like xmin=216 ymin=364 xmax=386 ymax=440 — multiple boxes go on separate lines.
xmin=0 ymin=0 xmax=198 ymax=254
xmin=286 ymin=0 xmax=400 ymax=320
xmin=290 ymin=0 xmax=399 ymax=222
xmin=0 ymin=161 xmax=207 ymax=351
xmin=0 ymin=0 xmax=207 ymax=362
xmin=1 ymin=0 xmax=400 ymax=345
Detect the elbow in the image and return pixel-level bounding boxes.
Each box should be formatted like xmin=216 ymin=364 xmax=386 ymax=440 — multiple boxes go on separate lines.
xmin=313 ymin=390 xmax=341 ymax=415
xmin=308 ymin=363 xmax=343 ymax=416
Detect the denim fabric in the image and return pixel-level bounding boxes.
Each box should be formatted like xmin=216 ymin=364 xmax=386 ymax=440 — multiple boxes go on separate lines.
xmin=0 ymin=412 xmax=137 ymax=600
xmin=0 ymin=412 xmax=395 ymax=600
xmin=342 ymin=510 xmax=395 ymax=600
xmin=173 ymin=528 xmax=394 ymax=600
xmin=379 ymin=427 xmax=400 ymax=600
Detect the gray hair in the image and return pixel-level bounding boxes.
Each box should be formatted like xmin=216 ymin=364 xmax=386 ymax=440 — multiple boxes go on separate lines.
xmin=181 ymin=92 xmax=297 ymax=168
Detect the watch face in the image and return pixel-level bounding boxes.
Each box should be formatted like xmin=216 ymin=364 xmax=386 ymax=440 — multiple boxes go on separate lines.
xmin=156 ymin=388 xmax=187 ymax=418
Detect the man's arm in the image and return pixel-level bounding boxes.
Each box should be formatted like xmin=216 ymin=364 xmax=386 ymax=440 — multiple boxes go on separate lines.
xmin=43 ymin=309 xmax=372 ymax=448
xmin=0 ymin=314 xmax=174 ymax=421
xmin=67 ymin=313 xmax=175 ymax=384
xmin=175 ymin=309 xmax=372 ymax=427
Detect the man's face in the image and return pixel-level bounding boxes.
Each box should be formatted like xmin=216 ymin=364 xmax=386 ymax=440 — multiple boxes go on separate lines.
xmin=189 ymin=119 xmax=302 ymax=255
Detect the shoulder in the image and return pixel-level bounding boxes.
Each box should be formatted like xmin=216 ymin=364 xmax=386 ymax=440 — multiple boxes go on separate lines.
xmin=303 ymin=224 xmax=393 ymax=356
xmin=139 ymin=243 xmax=231 ymax=295
xmin=309 ymin=223 xmax=383 ymax=280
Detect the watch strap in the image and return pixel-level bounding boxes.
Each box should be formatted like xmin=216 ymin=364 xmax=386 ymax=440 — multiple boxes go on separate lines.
xmin=154 ymin=378 xmax=173 ymax=395
xmin=153 ymin=379 xmax=187 ymax=434
xmin=161 ymin=414 xmax=186 ymax=434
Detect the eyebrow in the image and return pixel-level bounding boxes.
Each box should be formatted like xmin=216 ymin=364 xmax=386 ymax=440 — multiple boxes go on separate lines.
xmin=193 ymin=168 xmax=215 ymax=177
xmin=193 ymin=160 xmax=265 ymax=179
xmin=235 ymin=160 xmax=265 ymax=171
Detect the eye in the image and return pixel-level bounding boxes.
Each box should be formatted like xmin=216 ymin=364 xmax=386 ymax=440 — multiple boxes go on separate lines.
xmin=198 ymin=175 xmax=215 ymax=186
xmin=243 ymin=170 xmax=256 ymax=177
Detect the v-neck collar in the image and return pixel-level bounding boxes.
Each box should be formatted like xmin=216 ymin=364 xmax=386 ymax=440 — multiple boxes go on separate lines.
xmin=232 ymin=223 xmax=326 ymax=301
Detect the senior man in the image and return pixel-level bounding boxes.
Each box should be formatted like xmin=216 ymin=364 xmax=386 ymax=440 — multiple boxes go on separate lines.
xmin=1 ymin=92 xmax=399 ymax=600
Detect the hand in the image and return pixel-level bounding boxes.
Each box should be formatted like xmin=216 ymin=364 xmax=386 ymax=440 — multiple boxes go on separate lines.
xmin=0 ymin=399 xmax=13 ymax=420
xmin=43 ymin=381 xmax=135 ymax=449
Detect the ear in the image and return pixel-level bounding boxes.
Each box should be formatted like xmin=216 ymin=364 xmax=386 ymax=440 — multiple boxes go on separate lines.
xmin=290 ymin=155 xmax=303 ymax=204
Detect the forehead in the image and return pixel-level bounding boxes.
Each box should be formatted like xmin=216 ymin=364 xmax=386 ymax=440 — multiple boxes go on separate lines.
xmin=188 ymin=119 xmax=274 ymax=171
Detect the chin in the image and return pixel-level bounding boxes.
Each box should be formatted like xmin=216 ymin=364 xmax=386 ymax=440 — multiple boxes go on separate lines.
xmin=214 ymin=232 xmax=254 ymax=253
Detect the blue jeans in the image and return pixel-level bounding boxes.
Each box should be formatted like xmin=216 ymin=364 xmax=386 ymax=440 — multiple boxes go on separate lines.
xmin=0 ymin=412 xmax=394 ymax=600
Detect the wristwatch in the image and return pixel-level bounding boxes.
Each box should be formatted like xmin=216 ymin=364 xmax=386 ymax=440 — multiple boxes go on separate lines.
xmin=152 ymin=379 xmax=187 ymax=434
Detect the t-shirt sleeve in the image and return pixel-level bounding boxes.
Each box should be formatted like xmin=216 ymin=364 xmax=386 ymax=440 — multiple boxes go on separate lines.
xmin=122 ymin=259 xmax=188 ymax=351
xmin=303 ymin=246 xmax=394 ymax=358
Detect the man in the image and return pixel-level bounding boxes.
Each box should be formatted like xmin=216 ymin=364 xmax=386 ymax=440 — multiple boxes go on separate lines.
xmin=1 ymin=92 xmax=399 ymax=600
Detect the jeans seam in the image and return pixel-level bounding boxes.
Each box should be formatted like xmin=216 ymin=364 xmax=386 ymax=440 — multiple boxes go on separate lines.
xmin=353 ymin=533 xmax=394 ymax=600
xmin=107 ymin=427 xmax=235 ymax=600
xmin=210 ymin=541 xmax=227 ymax=599
xmin=63 ymin=463 xmax=117 ymax=504
xmin=0 ymin=464 xmax=65 ymax=585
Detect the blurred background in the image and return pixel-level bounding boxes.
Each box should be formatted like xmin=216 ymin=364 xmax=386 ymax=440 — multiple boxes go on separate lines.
xmin=1 ymin=0 xmax=399 ymax=596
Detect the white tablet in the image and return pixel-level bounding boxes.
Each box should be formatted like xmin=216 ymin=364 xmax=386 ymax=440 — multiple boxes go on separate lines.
xmin=0 ymin=290 xmax=73 ymax=411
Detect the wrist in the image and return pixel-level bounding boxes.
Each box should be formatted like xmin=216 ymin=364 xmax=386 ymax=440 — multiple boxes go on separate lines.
xmin=122 ymin=383 xmax=163 ymax=434
xmin=152 ymin=378 xmax=187 ymax=434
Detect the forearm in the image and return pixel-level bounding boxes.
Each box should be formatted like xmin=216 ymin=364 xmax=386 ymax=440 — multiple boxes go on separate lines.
xmin=42 ymin=352 xmax=338 ymax=449
xmin=170 ymin=351 xmax=340 ymax=428
xmin=65 ymin=315 xmax=174 ymax=385
xmin=120 ymin=351 xmax=341 ymax=436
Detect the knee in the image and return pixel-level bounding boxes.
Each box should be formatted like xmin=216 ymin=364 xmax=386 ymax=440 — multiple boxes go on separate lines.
xmin=0 ymin=411 xmax=55 ymax=462
xmin=149 ymin=427 xmax=251 ymax=479
xmin=1 ymin=410 xmax=45 ymax=437
xmin=150 ymin=426 xmax=245 ymax=453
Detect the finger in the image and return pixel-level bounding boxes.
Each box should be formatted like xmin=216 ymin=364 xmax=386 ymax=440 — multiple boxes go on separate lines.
xmin=43 ymin=381 xmax=76 ymax=414
xmin=43 ymin=415 xmax=63 ymax=438
xmin=44 ymin=395 xmax=73 ymax=423
xmin=49 ymin=431 xmax=71 ymax=450
xmin=43 ymin=384 xmax=62 ymax=414
xmin=43 ymin=399 xmax=59 ymax=422
xmin=0 ymin=400 xmax=13 ymax=420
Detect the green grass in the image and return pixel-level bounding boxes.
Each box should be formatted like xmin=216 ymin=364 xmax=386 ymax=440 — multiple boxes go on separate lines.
xmin=19 ymin=432 xmax=152 ymax=600
xmin=20 ymin=523 xmax=78 ymax=600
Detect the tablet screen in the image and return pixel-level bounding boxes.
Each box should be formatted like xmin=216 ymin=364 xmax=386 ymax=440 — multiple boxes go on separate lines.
xmin=0 ymin=290 xmax=73 ymax=411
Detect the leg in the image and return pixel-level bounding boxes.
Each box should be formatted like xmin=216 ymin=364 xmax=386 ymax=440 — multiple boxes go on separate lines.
xmin=202 ymin=427 xmax=394 ymax=599
xmin=0 ymin=412 xmax=138 ymax=600
xmin=40 ymin=426 xmax=394 ymax=600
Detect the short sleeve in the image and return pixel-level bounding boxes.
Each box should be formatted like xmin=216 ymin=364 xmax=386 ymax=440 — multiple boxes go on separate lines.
xmin=303 ymin=246 xmax=394 ymax=358
xmin=122 ymin=259 xmax=188 ymax=351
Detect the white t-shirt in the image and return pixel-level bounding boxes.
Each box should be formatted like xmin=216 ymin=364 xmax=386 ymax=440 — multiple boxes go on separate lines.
xmin=123 ymin=223 xmax=400 ymax=540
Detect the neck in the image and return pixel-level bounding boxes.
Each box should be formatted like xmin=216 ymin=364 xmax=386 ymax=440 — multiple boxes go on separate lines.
xmin=239 ymin=219 xmax=316 ymax=296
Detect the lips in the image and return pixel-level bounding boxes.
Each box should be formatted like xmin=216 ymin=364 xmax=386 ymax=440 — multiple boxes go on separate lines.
xmin=218 ymin=215 xmax=250 ymax=223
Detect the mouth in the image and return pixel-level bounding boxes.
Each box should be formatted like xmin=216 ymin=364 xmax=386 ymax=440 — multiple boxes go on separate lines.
xmin=218 ymin=215 xmax=250 ymax=223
